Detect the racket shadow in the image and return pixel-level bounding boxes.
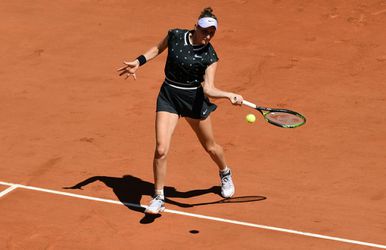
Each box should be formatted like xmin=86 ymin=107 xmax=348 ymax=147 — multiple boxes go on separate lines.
xmin=182 ymin=196 xmax=267 ymax=207
xmin=63 ymin=174 xmax=227 ymax=224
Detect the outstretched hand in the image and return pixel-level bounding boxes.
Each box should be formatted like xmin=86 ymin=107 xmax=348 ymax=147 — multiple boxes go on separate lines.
xmin=117 ymin=60 xmax=139 ymax=80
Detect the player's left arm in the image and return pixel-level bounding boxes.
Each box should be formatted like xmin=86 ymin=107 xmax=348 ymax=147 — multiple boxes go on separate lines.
xmin=202 ymin=62 xmax=243 ymax=105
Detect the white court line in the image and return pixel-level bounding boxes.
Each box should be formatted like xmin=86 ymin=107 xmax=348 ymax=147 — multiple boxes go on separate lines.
xmin=0 ymin=180 xmax=385 ymax=249
xmin=0 ymin=184 xmax=19 ymax=197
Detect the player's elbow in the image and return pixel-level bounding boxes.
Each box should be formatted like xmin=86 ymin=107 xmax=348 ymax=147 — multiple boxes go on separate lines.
xmin=203 ymin=84 xmax=214 ymax=97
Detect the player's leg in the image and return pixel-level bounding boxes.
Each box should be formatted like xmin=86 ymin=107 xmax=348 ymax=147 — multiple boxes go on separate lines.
xmin=153 ymin=111 xmax=179 ymax=190
xmin=185 ymin=116 xmax=235 ymax=198
xmin=185 ymin=116 xmax=226 ymax=169
xmin=145 ymin=111 xmax=179 ymax=214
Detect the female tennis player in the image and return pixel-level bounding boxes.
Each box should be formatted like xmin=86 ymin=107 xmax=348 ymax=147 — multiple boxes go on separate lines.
xmin=118 ymin=7 xmax=243 ymax=214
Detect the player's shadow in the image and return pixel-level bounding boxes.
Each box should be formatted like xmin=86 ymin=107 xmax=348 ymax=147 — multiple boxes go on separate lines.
xmin=63 ymin=175 xmax=222 ymax=224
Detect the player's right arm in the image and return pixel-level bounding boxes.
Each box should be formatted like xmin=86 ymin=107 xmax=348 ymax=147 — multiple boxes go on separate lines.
xmin=139 ymin=33 xmax=168 ymax=63
xmin=117 ymin=33 xmax=169 ymax=79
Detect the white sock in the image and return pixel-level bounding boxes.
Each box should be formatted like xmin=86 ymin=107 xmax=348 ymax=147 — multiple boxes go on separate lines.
xmin=155 ymin=189 xmax=164 ymax=199
xmin=220 ymin=167 xmax=230 ymax=174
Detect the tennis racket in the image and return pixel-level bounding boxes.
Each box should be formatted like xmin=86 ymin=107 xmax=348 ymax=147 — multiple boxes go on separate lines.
xmin=242 ymin=100 xmax=306 ymax=128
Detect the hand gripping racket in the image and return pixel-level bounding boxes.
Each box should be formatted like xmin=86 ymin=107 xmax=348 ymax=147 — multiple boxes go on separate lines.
xmin=242 ymin=100 xmax=306 ymax=128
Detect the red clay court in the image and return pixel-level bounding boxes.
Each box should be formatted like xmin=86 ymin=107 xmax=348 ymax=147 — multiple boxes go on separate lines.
xmin=0 ymin=0 xmax=385 ymax=249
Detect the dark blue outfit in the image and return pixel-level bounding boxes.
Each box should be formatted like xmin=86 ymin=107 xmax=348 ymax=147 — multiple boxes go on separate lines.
xmin=156 ymin=29 xmax=219 ymax=119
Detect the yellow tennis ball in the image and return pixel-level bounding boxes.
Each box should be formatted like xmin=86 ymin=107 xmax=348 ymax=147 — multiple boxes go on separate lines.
xmin=246 ymin=114 xmax=256 ymax=123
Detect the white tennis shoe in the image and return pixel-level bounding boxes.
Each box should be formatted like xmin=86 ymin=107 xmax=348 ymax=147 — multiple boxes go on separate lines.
xmin=220 ymin=169 xmax=235 ymax=198
xmin=145 ymin=195 xmax=165 ymax=214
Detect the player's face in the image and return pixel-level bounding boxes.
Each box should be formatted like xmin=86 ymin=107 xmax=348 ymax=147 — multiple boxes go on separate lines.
xmin=196 ymin=26 xmax=216 ymax=45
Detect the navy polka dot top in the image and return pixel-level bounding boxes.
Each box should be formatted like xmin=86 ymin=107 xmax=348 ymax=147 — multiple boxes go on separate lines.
xmin=164 ymin=29 xmax=219 ymax=87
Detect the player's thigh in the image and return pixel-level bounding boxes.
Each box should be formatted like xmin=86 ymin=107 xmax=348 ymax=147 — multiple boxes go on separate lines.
xmin=155 ymin=111 xmax=179 ymax=149
xmin=185 ymin=116 xmax=216 ymax=148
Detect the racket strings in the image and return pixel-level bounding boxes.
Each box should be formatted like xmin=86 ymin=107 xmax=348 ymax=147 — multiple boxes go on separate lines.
xmin=265 ymin=112 xmax=305 ymax=127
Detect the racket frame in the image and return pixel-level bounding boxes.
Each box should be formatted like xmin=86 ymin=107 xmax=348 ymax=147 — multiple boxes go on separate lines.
xmin=242 ymin=100 xmax=306 ymax=128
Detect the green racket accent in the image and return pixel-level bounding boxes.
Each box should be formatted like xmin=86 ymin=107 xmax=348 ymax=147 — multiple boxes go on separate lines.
xmin=243 ymin=100 xmax=306 ymax=128
xmin=260 ymin=110 xmax=306 ymax=128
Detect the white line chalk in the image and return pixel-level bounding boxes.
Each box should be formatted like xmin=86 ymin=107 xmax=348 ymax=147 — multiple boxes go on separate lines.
xmin=0 ymin=184 xmax=19 ymax=197
xmin=1 ymin=180 xmax=385 ymax=249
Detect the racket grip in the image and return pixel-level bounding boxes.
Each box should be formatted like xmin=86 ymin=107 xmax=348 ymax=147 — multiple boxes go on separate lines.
xmin=242 ymin=100 xmax=257 ymax=109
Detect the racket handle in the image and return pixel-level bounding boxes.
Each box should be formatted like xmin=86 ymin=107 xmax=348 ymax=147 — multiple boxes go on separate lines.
xmin=242 ymin=100 xmax=257 ymax=109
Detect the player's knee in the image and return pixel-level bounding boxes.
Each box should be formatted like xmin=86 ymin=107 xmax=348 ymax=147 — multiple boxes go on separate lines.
xmin=205 ymin=143 xmax=221 ymax=156
xmin=155 ymin=144 xmax=169 ymax=159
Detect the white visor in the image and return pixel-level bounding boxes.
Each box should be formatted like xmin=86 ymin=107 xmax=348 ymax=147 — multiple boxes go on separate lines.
xmin=197 ymin=17 xmax=218 ymax=29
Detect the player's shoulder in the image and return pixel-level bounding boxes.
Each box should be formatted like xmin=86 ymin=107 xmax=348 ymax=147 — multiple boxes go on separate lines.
xmin=203 ymin=42 xmax=217 ymax=55
xmin=205 ymin=42 xmax=219 ymax=62
xmin=207 ymin=42 xmax=216 ymax=50
xmin=168 ymin=28 xmax=189 ymax=37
